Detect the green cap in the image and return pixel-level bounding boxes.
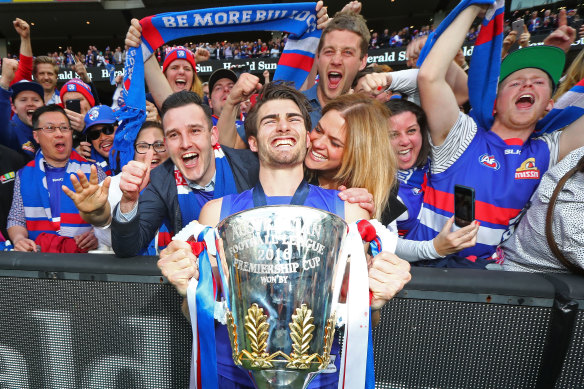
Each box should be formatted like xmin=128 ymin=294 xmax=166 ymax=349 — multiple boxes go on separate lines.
xmin=499 ymin=46 xmax=565 ymax=89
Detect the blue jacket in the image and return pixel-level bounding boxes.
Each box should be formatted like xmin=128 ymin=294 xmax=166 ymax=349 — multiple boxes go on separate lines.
xmin=0 ymin=87 xmax=38 ymax=160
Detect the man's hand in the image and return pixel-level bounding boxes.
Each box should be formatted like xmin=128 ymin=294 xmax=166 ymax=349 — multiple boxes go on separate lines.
xmin=315 ymin=1 xmax=329 ymax=30
xmin=145 ymin=100 xmax=160 ymax=122
xmin=433 ymin=217 xmax=479 ymax=257
xmin=368 ymin=251 xmax=411 ymax=310
xmin=125 ymin=18 xmax=143 ymax=50
xmin=119 ymin=155 xmax=152 ymax=212
xmin=74 ymin=230 xmax=98 ymax=251
xmin=62 ymin=165 xmax=111 ymax=222
xmin=0 ymin=58 xmax=18 ymax=88
xmin=158 ymin=240 xmax=198 ymax=296
xmin=14 ymin=238 xmax=37 ymax=252
xmin=195 ymin=47 xmax=210 ymax=63
xmin=73 ymin=56 xmax=91 ymax=84
xmin=354 ymin=72 xmax=390 ymax=97
xmin=65 ymin=109 xmax=86 ymax=132
xmin=543 ymin=9 xmax=576 ymax=53
xmin=518 ymin=24 xmax=531 ymax=48
xmin=13 ymin=18 xmax=30 ymax=39
xmin=337 ymin=185 xmax=375 ymax=217
xmin=75 ymin=141 xmax=94 ymax=161
xmin=341 ymin=1 xmax=362 ymax=14
xmin=225 ymin=73 xmax=262 ymax=106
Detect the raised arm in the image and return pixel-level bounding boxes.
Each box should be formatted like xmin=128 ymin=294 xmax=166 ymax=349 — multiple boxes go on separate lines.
xmin=417 ymin=5 xmax=483 ymax=146
xmin=125 ymin=18 xmax=173 ymax=108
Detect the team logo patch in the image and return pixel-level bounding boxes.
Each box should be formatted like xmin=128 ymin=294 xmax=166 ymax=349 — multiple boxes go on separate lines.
xmin=88 ymin=107 xmax=99 ymax=120
xmin=478 ymin=154 xmax=500 ymax=170
xmin=177 ymin=50 xmax=186 ymax=58
xmin=67 ymin=84 xmax=76 ymax=91
xmin=515 ymin=157 xmax=540 ymax=179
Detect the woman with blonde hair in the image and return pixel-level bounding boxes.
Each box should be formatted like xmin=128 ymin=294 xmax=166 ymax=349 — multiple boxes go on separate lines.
xmin=305 ymin=93 xmax=395 ymax=220
xmin=305 ymin=93 xmax=479 ymax=261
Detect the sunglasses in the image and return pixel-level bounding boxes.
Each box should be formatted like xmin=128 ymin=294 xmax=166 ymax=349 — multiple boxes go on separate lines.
xmin=87 ymin=125 xmax=115 ymax=141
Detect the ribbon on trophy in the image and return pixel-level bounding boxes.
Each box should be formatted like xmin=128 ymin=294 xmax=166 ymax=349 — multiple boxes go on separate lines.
xmin=176 ymin=216 xmax=398 ymax=389
xmin=112 ymin=2 xmax=322 ymax=172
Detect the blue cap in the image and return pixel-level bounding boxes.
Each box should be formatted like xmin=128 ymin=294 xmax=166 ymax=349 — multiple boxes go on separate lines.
xmin=12 ymin=80 xmax=44 ymax=100
xmin=84 ymin=105 xmax=117 ymax=133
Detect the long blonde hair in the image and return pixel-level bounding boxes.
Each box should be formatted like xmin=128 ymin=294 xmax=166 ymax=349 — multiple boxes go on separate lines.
xmin=319 ymin=94 xmax=397 ymax=219
xmin=553 ymin=48 xmax=584 ymax=101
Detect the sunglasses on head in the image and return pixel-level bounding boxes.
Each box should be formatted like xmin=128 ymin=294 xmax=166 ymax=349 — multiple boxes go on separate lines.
xmin=86 ymin=124 xmax=115 ymax=141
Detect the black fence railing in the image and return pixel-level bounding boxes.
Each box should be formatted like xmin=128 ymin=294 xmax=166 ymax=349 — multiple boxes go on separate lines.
xmin=0 ymin=251 xmax=582 ymax=388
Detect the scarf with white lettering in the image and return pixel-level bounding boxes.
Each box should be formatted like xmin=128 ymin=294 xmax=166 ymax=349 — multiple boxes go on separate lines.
xmin=111 ymin=3 xmax=321 ymax=172
xmin=19 ymin=150 xmax=94 ymax=240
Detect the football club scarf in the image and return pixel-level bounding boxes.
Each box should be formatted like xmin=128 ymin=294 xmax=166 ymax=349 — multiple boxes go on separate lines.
xmin=535 ymin=78 xmax=584 ymax=135
xmin=417 ymin=0 xmax=504 ymax=131
xmin=175 ymin=147 xmax=237 ymax=229
xmin=112 ymin=3 xmax=321 ymax=173
xmin=20 ymin=150 xmax=94 ymax=240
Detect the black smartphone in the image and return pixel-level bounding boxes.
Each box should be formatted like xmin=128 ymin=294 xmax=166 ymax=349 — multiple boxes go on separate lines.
xmin=65 ymin=99 xmax=81 ymax=114
xmin=454 ymin=184 xmax=475 ymax=227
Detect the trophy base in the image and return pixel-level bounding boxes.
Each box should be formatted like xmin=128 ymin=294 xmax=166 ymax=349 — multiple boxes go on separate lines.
xmin=250 ymin=369 xmax=317 ymax=389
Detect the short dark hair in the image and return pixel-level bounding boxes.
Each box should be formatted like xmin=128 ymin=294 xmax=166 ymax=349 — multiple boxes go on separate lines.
xmin=160 ymin=91 xmax=213 ymax=130
xmin=32 ymin=104 xmax=69 ymax=130
xmin=134 ymin=121 xmax=164 ymax=147
xmin=244 ymin=82 xmax=312 ymax=141
xmin=385 ymin=99 xmax=431 ymax=169
xmin=318 ymin=11 xmax=370 ymax=59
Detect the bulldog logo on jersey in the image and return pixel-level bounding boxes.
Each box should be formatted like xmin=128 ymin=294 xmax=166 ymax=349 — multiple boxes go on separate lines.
xmin=515 ymin=158 xmax=540 ymax=179
xmin=478 ymin=154 xmax=500 ymax=170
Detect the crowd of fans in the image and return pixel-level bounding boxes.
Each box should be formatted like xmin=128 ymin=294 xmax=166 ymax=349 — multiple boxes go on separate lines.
xmin=1 ymin=0 xmax=584 ymax=281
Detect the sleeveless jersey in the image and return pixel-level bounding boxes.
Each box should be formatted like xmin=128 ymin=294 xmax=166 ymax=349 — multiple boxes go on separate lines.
xmin=396 ymin=163 xmax=428 ymax=237
xmin=408 ymin=127 xmax=552 ymax=259
xmin=216 ymin=184 xmax=345 ymax=387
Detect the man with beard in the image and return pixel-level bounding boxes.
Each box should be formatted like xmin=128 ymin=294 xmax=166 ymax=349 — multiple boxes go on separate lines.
xmin=157 ymin=83 xmax=411 ymax=388
xmin=80 ymin=105 xmax=117 ymax=176
xmin=33 ymin=56 xmax=61 ymax=105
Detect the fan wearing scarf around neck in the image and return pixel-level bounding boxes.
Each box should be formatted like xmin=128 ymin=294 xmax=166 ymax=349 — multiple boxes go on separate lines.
xmin=7 ymin=105 xmax=102 ymax=253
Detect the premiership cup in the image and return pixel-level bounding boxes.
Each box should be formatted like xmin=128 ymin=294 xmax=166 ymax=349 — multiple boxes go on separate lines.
xmin=216 ymin=205 xmax=348 ymax=389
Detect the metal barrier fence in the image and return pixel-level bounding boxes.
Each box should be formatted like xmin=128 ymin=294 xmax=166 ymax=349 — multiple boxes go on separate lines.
xmin=0 ymin=251 xmax=582 ymax=388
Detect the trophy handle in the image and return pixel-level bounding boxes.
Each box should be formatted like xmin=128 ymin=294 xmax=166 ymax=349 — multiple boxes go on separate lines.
xmin=330 ymin=231 xmax=349 ymax=319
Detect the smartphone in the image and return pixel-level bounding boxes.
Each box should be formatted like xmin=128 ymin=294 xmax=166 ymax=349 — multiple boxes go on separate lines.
xmin=65 ymin=99 xmax=81 ymax=114
xmin=454 ymin=184 xmax=475 ymax=227
xmin=512 ymin=19 xmax=524 ymax=36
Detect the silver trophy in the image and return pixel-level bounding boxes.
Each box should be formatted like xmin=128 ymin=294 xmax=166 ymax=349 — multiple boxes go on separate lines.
xmin=216 ymin=205 xmax=348 ymax=389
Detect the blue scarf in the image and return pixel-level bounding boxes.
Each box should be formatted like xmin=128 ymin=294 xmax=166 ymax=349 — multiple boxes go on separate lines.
xmin=20 ymin=150 xmax=93 ymax=240
xmin=112 ymin=3 xmax=321 ymax=172
xmin=176 ymin=147 xmax=238 ymax=228
xmin=417 ymin=0 xmax=504 ymax=131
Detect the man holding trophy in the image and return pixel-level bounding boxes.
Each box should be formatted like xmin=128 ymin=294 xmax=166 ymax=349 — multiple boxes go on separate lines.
xmin=159 ymin=83 xmax=411 ymax=388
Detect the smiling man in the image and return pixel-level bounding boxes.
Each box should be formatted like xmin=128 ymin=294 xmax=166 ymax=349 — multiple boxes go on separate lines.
xmin=82 ymin=105 xmax=117 ymax=176
xmin=303 ymin=10 xmax=370 ymax=125
xmin=33 ymin=56 xmax=61 ymax=105
xmin=414 ymin=4 xmax=584 ymax=265
xmin=0 ymin=59 xmax=45 ymax=160
xmin=111 ymin=91 xmax=259 ymax=257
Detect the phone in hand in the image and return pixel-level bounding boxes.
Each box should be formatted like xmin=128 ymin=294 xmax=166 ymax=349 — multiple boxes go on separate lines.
xmin=512 ymin=19 xmax=525 ymax=36
xmin=454 ymin=184 xmax=475 ymax=228
xmin=65 ymin=99 xmax=81 ymax=114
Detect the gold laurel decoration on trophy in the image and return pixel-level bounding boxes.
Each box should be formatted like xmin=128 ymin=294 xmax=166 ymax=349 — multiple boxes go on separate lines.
xmin=287 ymin=304 xmax=323 ymax=369
xmin=241 ymin=303 xmax=273 ymax=368
xmin=226 ymin=310 xmax=242 ymax=366
xmin=319 ymin=314 xmax=336 ymax=369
